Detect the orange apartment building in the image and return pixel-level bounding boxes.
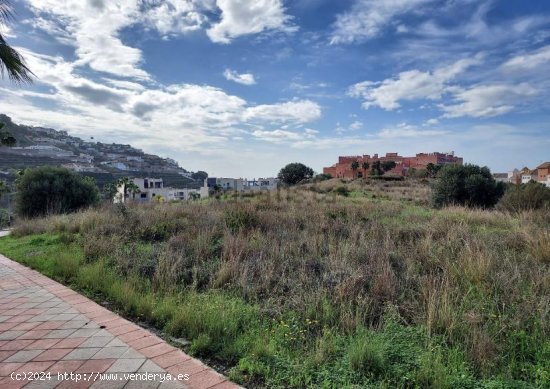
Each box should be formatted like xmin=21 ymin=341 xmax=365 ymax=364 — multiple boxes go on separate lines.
xmin=323 ymin=152 xmax=463 ymax=178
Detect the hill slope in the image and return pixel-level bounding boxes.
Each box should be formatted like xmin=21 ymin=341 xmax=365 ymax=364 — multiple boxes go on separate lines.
xmin=0 ymin=114 xmax=204 ymax=188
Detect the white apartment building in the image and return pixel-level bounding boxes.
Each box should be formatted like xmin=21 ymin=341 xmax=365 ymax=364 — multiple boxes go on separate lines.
xmin=115 ymin=178 xmax=200 ymax=203
xmin=201 ymin=177 xmax=279 ymax=197
xmin=521 ymin=173 xmax=534 ymax=184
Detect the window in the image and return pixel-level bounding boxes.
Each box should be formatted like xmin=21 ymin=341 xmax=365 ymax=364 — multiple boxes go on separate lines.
xmin=140 ymin=193 xmax=147 ymax=199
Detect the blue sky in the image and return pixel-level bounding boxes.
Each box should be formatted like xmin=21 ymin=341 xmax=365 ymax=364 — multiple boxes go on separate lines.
xmin=1 ymin=0 xmax=549 ymax=177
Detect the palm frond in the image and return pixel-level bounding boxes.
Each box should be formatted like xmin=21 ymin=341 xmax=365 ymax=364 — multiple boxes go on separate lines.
xmin=0 ymin=34 xmax=34 ymax=83
xmin=0 ymin=0 xmax=13 ymax=25
xmin=0 ymin=0 xmax=34 ymax=84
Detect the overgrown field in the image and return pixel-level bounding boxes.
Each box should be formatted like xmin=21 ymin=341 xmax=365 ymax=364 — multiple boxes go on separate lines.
xmin=1 ymin=183 xmax=549 ymax=388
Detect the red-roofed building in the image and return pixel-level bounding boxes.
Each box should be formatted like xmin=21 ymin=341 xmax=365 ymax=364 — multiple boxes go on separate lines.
xmin=323 ymin=152 xmax=463 ymax=178
xmin=536 ymin=162 xmax=550 ymax=183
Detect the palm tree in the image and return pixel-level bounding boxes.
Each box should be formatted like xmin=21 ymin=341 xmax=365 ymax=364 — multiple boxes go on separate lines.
xmin=351 ymin=160 xmax=359 ymax=178
xmin=362 ymin=161 xmax=369 ymax=177
xmin=127 ymin=182 xmax=140 ymax=200
xmin=0 ymin=0 xmax=34 ymax=83
xmin=115 ymin=177 xmax=130 ymax=203
xmin=103 ymin=182 xmax=118 ymax=201
xmin=116 ymin=177 xmax=141 ymax=203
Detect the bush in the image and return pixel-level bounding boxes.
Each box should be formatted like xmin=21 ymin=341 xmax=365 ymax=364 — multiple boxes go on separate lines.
xmin=432 ymin=164 xmax=505 ymax=208
xmin=278 ymin=163 xmax=314 ymax=185
xmin=224 ymin=206 xmax=258 ymax=233
xmin=0 ymin=208 xmax=10 ymax=228
xmin=15 ymin=167 xmax=100 ymax=218
xmin=497 ymin=181 xmax=550 ymax=212
xmin=314 ymin=173 xmax=332 ymax=182
xmin=334 ymin=186 xmax=350 ymax=197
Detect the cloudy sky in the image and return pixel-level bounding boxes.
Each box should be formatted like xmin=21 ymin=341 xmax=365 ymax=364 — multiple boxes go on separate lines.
xmin=1 ymin=0 xmax=549 ymax=177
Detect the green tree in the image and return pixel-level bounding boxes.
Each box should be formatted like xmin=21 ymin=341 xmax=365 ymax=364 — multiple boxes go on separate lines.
xmin=351 ymin=160 xmax=359 ymax=178
xmin=278 ymin=163 xmax=314 ymax=186
xmin=426 ymin=163 xmax=442 ymax=178
xmin=15 ymin=167 xmax=100 ymax=217
xmin=432 ymin=164 xmax=505 ymax=208
xmin=191 ymin=171 xmax=208 ymax=181
xmin=381 ymin=161 xmax=396 ymax=172
xmin=0 ymin=1 xmax=33 ymax=83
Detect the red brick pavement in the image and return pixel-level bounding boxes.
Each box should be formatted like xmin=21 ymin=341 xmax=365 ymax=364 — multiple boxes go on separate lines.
xmin=0 ymin=254 xmax=242 ymax=389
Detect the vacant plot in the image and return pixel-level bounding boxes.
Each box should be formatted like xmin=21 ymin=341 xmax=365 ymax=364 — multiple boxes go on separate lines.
xmin=1 ymin=184 xmax=548 ymax=388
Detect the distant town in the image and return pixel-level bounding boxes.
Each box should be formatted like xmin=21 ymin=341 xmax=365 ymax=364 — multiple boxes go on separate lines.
xmin=1 ymin=114 xmax=548 ymax=207
xmin=323 ymin=151 xmax=549 ymax=188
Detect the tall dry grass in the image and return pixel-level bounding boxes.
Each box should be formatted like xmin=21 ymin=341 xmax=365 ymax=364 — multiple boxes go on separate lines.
xmin=11 ymin=185 xmax=550 ymax=384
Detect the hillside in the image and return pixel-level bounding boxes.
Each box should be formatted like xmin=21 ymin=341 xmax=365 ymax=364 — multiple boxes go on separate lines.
xmin=0 ymin=114 xmax=204 ymax=188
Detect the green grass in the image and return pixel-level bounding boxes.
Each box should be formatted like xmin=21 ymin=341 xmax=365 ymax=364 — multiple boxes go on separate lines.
xmin=0 ymin=233 xmax=482 ymax=388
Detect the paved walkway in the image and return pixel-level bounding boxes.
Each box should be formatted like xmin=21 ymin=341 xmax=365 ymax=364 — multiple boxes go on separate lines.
xmin=0 ymin=254 xmax=240 ymax=389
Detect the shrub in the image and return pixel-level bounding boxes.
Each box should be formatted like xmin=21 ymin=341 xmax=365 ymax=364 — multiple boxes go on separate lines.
xmin=409 ymin=168 xmax=429 ymax=178
xmin=432 ymin=164 xmax=505 ymax=208
xmin=0 ymin=208 xmax=10 ymax=228
xmin=15 ymin=167 xmax=100 ymax=217
xmin=314 ymin=173 xmax=332 ymax=182
xmin=334 ymin=186 xmax=350 ymax=197
xmin=497 ymin=181 xmax=550 ymax=212
xmin=224 ymin=206 xmax=258 ymax=233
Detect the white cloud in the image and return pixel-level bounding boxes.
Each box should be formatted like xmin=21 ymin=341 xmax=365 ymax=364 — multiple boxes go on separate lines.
xmin=288 ymin=81 xmax=329 ymax=91
xmin=243 ymin=100 xmax=321 ymax=123
xmin=378 ymin=123 xmax=447 ymax=138
xmin=330 ymin=0 xmax=434 ymax=44
xmin=252 ymin=129 xmax=305 ymax=143
xmin=223 ymin=69 xmax=256 ymax=85
xmin=349 ymin=120 xmax=363 ymax=130
xmin=2 ymin=49 xmax=321 ymax=154
xmin=304 ymin=128 xmax=319 ymax=135
xmin=24 ymin=0 xmax=295 ymax=82
xmin=291 ymin=136 xmax=371 ymax=150
xmin=26 ymin=0 xmax=149 ymax=79
xmin=336 ymin=120 xmax=363 ymax=134
xmin=142 ymin=0 xmax=214 ymax=36
xmin=206 ymin=0 xmax=297 ymax=44
xmin=349 ymin=58 xmax=480 ymax=110
xmin=441 ymin=83 xmax=538 ymax=118
xmin=103 ymin=78 xmax=147 ymax=92
xmin=501 ymin=45 xmax=550 ymax=72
